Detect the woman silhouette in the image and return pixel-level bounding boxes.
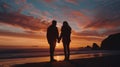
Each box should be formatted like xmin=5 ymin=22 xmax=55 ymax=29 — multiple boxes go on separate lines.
xmin=58 ymin=21 xmax=71 ymax=61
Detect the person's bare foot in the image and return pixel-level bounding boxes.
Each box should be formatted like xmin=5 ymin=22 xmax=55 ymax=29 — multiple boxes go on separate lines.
xmin=50 ymin=59 xmax=57 ymax=62
xmin=64 ymin=59 xmax=69 ymax=61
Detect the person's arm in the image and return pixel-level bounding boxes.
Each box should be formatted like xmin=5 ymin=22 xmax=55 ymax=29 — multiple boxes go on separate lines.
xmin=58 ymin=27 xmax=63 ymax=43
xmin=56 ymin=27 xmax=59 ymax=40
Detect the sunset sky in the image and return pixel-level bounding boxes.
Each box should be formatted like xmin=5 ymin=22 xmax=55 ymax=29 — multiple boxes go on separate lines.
xmin=0 ymin=0 xmax=120 ymax=48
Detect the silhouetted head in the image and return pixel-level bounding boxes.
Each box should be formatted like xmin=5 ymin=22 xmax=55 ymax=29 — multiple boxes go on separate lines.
xmin=52 ymin=20 xmax=57 ymax=26
xmin=63 ymin=21 xmax=68 ymax=26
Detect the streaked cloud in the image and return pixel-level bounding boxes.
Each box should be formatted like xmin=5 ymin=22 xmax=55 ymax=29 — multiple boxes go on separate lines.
xmin=0 ymin=12 xmax=50 ymax=31
xmin=0 ymin=0 xmax=120 ymax=47
xmin=84 ymin=0 xmax=120 ymax=36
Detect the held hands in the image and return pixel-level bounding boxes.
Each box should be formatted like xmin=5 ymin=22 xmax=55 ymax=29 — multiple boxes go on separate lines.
xmin=58 ymin=38 xmax=60 ymax=43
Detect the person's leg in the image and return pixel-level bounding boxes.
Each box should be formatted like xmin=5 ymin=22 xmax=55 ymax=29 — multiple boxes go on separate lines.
xmin=50 ymin=43 xmax=53 ymax=61
xmin=50 ymin=41 xmax=56 ymax=62
xmin=63 ymin=42 xmax=68 ymax=60
xmin=52 ymin=41 xmax=56 ymax=58
xmin=67 ymin=42 xmax=70 ymax=60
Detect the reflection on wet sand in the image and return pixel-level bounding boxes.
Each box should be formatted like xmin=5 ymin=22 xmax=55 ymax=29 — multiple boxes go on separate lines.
xmin=1 ymin=50 xmax=120 ymax=67
xmin=0 ymin=52 xmax=110 ymax=66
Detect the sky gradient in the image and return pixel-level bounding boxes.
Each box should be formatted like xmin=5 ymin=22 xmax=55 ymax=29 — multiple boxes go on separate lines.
xmin=0 ymin=0 xmax=120 ymax=48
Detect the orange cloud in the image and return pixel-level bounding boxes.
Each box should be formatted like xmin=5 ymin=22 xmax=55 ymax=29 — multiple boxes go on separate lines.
xmin=0 ymin=29 xmax=43 ymax=39
xmin=0 ymin=12 xmax=50 ymax=31
xmin=71 ymin=29 xmax=104 ymax=40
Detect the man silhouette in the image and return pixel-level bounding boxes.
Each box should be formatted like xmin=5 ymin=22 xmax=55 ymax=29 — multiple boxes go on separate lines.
xmin=58 ymin=21 xmax=71 ymax=61
xmin=47 ymin=20 xmax=59 ymax=62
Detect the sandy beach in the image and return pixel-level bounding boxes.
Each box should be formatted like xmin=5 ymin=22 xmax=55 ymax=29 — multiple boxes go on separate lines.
xmin=13 ymin=55 xmax=120 ymax=67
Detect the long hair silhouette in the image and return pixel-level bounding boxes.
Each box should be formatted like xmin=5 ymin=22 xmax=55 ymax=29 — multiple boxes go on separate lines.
xmin=59 ymin=21 xmax=71 ymax=61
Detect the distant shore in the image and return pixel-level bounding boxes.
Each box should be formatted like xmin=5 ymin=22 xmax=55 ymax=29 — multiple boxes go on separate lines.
xmin=13 ymin=55 xmax=120 ymax=67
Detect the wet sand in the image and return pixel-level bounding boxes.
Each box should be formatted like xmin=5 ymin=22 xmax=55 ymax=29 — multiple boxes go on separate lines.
xmin=13 ymin=55 xmax=120 ymax=67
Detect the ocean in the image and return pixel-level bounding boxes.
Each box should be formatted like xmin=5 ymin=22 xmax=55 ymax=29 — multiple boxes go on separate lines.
xmin=0 ymin=48 xmax=120 ymax=67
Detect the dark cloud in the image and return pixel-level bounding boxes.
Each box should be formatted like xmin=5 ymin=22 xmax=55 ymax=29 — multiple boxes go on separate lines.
xmin=0 ymin=1 xmax=12 ymax=13
xmin=0 ymin=12 xmax=49 ymax=31
xmin=0 ymin=0 xmax=51 ymax=32
xmin=84 ymin=0 xmax=120 ymax=30
xmin=44 ymin=0 xmax=55 ymax=3
xmin=65 ymin=0 xmax=78 ymax=5
xmin=82 ymin=0 xmax=120 ymax=37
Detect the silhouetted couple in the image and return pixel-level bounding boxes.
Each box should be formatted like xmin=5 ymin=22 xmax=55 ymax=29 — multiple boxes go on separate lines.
xmin=47 ymin=20 xmax=71 ymax=62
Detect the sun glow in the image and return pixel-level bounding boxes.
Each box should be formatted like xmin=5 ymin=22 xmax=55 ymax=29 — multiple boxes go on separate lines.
xmin=56 ymin=43 xmax=63 ymax=48
xmin=54 ymin=55 xmax=64 ymax=61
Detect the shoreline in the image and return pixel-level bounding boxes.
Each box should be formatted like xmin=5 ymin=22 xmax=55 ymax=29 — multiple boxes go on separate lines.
xmin=1 ymin=50 xmax=120 ymax=59
xmin=13 ymin=55 xmax=120 ymax=67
